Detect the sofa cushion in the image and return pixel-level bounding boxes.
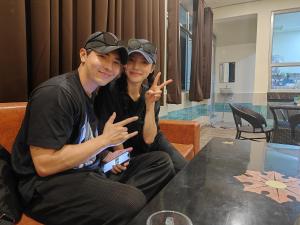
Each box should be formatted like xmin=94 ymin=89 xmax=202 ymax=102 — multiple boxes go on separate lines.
xmin=0 ymin=103 xmax=26 ymax=152
xmin=159 ymin=120 xmax=200 ymax=156
xmin=171 ymin=143 xmax=194 ymax=160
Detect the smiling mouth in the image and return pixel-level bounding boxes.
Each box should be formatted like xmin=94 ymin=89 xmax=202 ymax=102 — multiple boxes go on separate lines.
xmin=99 ymin=71 xmax=112 ymax=78
xmin=130 ymin=71 xmax=143 ymax=76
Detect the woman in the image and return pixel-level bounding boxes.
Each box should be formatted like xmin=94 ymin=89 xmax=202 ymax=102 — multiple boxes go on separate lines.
xmin=95 ymin=39 xmax=187 ymax=173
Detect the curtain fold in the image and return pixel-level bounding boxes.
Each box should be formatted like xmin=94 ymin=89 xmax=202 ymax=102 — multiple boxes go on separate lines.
xmin=152 ymin=0 xmax=163 ymax=80
xmin=166 ymin=0 xmax=182 ymax=104
xmin=74 ymin=0 xmax=92 ymax=67
xmin=158 ymin=0 xmax=166 ymax=98
xmin=135 ymin=0 xmax=148 ymax=38
xmin=203 ymin=7 xmax=213 ymax=99
xmin=122 ymin=0 xmax=135 ymax=40
xmin=0 ymin=0 xmax=166 ymax=102
xmin=61 ymin=0 xmax=73 ymax=73
xmin=189 ymin=0 xmax=205 ymax=102
xmin=29 ymin=0 xmax=50 ymax=90
xmin=50 ymin=0 xmax=59 ymax=77
xmin=0 ymin=0 xmax=27 ymax=102
xmin=94 ymin=0 xmax=108 ymax=31
xmin=147 ymin=0 xmax=153 ymax=41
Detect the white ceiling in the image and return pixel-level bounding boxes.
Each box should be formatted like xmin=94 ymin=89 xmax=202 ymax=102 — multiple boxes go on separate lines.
xmin=180 ymin=0 xmax=262 ymax=14
xmin=205 ymin=0 xmax=261 ymax=9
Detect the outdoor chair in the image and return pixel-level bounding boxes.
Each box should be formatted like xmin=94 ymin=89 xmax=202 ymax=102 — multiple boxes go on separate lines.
xmin=229 ymin=103 xmax=273 ymax=142
xmin=270 ymin=104 xmax=300 ymax=144
xmin=289 ymin=113 xmax=300 ymax=145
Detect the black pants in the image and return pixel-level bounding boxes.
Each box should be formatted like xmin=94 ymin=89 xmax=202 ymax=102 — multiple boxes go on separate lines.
xmin=25 ymin=152 xmax=175 ymax=225
xmin=150 ymin=133 xmax=187 ymax=173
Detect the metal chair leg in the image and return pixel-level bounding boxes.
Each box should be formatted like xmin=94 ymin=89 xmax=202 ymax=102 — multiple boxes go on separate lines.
xmin=235 ymin=131 xmax=239 ymax=139
xmin=266 ymin=132 xmax=270 ymax=142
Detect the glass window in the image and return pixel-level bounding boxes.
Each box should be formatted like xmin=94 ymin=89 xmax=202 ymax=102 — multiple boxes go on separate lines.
xmin=180 ymin=29 xmax=187 ymax=90
xmin=189 ymin=15 xmax=193 ymax=32
xmin=180 ymin=29 xmax=192 ymax=91
xmin=272 ymin=11 xmax=300 ymax=63
xmin=179 ymin=3 xmax=192 ymax=91
xmin=271 ymin=66 xmax=300 ymax=89
xmin=271 ymin=10 xmax=300 ymax=90
xmin=180 ymin=5 xmax=187 ymax=28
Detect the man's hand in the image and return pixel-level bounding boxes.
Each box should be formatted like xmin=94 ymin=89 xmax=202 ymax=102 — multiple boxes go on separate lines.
xmin=103 ymin=148 xmax=132 ymax=174
xmin=101 ymin=113 xmax=138 ymax=147
xmin=111 ymin=161 xmax=129 ymax=174
xmin=145 ymin=72 xmax=173 ymax=106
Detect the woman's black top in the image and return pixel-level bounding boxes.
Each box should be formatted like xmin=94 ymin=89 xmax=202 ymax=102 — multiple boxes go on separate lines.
xmin=94 ymin=80 xmax=160 ymax=156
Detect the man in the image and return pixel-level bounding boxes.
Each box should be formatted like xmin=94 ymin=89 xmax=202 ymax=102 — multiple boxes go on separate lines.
xmin=11 ymin=31 xmax=175 ymax=225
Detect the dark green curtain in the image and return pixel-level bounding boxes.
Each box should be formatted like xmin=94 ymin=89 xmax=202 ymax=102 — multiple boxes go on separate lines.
xmin=0 ymin=0 xmax=165 ymax=102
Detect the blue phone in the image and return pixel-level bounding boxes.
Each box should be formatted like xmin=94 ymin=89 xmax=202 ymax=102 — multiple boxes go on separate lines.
xmin=101 ymin=152 xmax=130 ymax=173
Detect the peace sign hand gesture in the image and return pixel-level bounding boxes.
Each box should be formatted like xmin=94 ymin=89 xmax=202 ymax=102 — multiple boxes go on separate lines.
xmin=145 ymin=72 xmax=173 ymax=106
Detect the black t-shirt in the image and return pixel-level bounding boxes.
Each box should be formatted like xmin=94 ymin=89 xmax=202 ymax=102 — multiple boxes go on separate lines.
xmin=11 ymin=71 xmax=100 ymax=203
xmin=94 ymin=80 xmax=160 ymax=156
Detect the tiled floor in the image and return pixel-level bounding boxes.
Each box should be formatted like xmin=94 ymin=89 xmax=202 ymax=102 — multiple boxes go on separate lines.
xmin=199 ymin=125 xmax=267 ymax=150
xmin=161 ymin=102 xmax=271 ymax=123
xmin=160 ymin=93 xmax=272 ymax=150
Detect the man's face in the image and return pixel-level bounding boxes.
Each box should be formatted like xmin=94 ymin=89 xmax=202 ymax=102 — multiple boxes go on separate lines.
xmin=82 ymin=49 xmax=122 ymax=87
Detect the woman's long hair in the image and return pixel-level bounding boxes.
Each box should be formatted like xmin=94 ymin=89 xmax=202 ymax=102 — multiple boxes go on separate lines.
xmin=116 ymin=72 xmax=127 ymax=94
xmin=146 ymin=71 xmax=155 ymax=87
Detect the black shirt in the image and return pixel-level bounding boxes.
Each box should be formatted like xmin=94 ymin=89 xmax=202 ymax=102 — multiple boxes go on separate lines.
xmin=94 ymin=80 xmax=160 ymax=156
xmin=11 ymin=71 xmax=100 ymax=203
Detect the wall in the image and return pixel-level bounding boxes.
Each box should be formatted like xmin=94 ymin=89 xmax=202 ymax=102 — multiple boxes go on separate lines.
xmin=215 ymin=43 xmax=256 ymax=94
xmin=213 ymin=0 xmax=300 ymax=94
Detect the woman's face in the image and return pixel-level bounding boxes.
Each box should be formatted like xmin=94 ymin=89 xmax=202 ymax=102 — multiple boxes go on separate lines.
xmin=124 ymin=52 xmax=154 ymax=85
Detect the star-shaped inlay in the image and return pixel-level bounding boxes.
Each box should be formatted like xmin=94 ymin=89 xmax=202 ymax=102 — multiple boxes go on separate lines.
xmin=234 ymin=170 xmax=300 ymax=203
xmin=222 ymin=141 xmax=234 ymax=145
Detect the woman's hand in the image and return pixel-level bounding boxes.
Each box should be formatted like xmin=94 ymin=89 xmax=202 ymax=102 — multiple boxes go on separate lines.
xmin=145 ymin=72 xmax=173 ymax=106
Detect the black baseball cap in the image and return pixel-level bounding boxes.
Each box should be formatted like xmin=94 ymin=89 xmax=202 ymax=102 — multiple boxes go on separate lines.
xmin=84 ymin=31 xmax=128 ymax=65
xmin=128 ymin=39 xmax=157 ymax=64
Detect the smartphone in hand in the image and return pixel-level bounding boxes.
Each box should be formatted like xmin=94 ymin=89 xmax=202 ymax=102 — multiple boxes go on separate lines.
xmin=101 ymin=151 xmax=130 ymax=173
xmin=102 ymin=147 xmax=132 ymax=163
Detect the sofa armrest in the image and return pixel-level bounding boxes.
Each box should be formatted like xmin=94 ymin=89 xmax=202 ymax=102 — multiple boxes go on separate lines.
xmin=159 ymin=119 xmax=200 ymax=156
xmin=0 ymin=102 xmax=27 ymax=153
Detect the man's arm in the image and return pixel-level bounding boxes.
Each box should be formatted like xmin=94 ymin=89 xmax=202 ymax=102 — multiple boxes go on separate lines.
xmin=31 ymin=113 xmax=138 ymax=177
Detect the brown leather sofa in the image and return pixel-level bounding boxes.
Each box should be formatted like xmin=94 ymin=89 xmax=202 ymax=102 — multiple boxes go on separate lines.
xmin=0 ymin=102 xmax=200 ymax=225
xmin=0 ymin=102 xmax=41 ymax=225
xmin=159 ymin=120 xmax=200 ymax=160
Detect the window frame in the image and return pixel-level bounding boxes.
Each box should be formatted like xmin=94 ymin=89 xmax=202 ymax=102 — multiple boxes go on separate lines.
xmin=269 ymin=7 xmax=300 ymax=92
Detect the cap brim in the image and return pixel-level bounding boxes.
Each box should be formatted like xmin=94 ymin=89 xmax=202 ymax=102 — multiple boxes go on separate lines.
xmin=128 ymin=49 xmax=155 ymax=64
xmin=92 ymin=46 xmax=128 ymax=65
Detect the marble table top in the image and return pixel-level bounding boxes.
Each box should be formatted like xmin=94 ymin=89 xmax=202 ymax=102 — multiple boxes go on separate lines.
xmin=128 ymin=137 xmax=300 ymax=225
